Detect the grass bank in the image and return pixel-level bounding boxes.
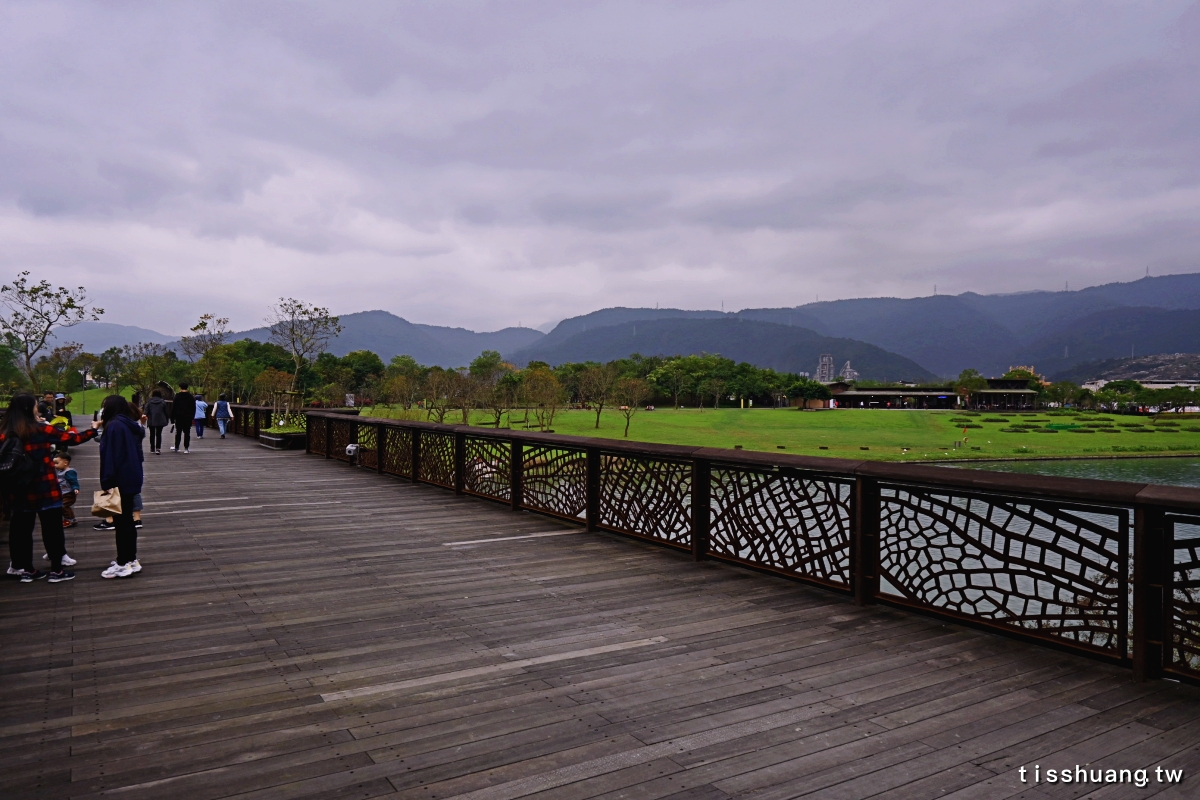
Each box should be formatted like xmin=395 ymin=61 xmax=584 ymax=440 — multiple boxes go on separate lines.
xmin=360 ymin=406 xmax=1200 ymax=462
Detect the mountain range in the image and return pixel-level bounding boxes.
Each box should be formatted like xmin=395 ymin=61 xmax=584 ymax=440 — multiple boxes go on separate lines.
xmin=39 ymin=272 xmax=1200 ymax=382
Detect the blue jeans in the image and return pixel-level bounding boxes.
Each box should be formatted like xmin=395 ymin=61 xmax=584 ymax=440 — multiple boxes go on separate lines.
xmin=195 ymin=420 xmax=205 ymax=437
xmin=217 ymin=418 xmax=229 ymax=435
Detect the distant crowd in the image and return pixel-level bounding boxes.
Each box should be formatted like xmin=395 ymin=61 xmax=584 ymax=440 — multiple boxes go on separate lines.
xmin=1 ymin=383 xmax=233 ymax=583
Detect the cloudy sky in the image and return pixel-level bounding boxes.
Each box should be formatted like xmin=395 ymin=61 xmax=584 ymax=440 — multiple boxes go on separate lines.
xmin=2 ymin=1 xmax=1198 ymax=334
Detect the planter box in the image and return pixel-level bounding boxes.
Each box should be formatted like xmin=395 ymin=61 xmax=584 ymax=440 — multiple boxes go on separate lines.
xmin=258 ymin=431 xmax=307 ymax=450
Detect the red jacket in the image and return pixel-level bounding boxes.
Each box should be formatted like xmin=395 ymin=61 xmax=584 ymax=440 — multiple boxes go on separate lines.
xmin=1 ymin=423 xmax=97 ymax=510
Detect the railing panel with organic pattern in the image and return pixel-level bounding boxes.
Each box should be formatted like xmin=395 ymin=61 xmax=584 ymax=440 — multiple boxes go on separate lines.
xmin=419 ymin=430 xmax=456 ymax=489
xmin=598 ymin=453 xmax=691 ymax=549
xmin=709 ymin=466 xmax=853 ymax=588
xmin=878 ymin=485 xmax=1128 ymax=657
xmin=381 ymin=426 xmax=412 ymax=478
xmin=521 ymin=444 xmax=587 ymax=520
xmin=1169 ymin=515 xmax=1200 ymax=681
xmin=463 ymin=435 xmax=511 ymax=502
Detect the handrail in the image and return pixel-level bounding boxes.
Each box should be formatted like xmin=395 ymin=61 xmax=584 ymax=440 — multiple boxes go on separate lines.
xmin=238 ymin=408 xmax=1200 ymax=685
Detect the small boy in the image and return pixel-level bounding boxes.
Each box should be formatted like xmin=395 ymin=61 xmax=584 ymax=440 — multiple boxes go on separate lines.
xmin=54 ymin=452 xmax=80 ymax=528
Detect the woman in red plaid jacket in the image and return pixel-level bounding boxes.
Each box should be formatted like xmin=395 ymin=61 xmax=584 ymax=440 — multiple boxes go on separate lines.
xmin=3 ymin=393 xmax=99 ymax=582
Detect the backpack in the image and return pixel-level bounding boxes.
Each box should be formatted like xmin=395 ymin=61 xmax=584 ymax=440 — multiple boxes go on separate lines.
xmin=0 ymin=436 xmax=37 ymax=491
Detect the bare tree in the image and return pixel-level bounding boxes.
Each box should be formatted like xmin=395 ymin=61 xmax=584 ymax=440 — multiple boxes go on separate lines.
xmin=266 ymin=298 xmax=342 ymax=392
xmin=422 ymin=368 xmax=458 ymax=424
xmin=579 ymin=364 xmax=618 ymax=429
xmin=524 ymin=367 xmax=564 ymax=431
xmin=614 ymin=377 xmax=651 ymax=437
xmin=180 ymin=314 xmax=231 ymax=393
xmin=0 ymin=272 xmax=103 ymax=390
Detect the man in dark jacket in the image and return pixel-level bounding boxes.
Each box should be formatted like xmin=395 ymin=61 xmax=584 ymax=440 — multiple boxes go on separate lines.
xmin=171 ymin=382 xmax=197 ymax=453
xmin=143 ymin=390 xmax=170 ymax=454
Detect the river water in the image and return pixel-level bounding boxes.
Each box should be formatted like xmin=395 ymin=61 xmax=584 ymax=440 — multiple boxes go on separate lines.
xmin=958 ymin=456 xmax=1200 ymax=488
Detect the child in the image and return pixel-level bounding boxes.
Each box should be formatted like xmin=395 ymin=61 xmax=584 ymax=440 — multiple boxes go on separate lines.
xmin=54 ymin=452 xmax=80 ymax=528
xmin=43 ymin=452 xmax=80 ymax=568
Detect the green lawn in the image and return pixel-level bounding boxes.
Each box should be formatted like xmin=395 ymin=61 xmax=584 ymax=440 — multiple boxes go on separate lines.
xmin=62 ymin=387 xmax=133 ymax=418
xmin=361 ymin=406 xmax=1200 ymax=462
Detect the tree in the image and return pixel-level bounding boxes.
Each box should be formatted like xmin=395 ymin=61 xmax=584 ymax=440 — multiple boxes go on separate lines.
xmin=614 ymin=377 xmax=650 ymax=437
xmin=422 ymin=368 xmax=458 ymax=424
xmin=699 ymin=377 xmax=727 ymax=409
xmin=649 ymin=360 xmax=690 ymax=408
xmin=266 ymin=298 xmax=342 ymax=392
xmin=94 ymin=347 xmax=125 ymax=388
xmin=119 ymin=343 xmax=173 ymax=401
xmin=179 ymin=314 xmax=230 ymax=363
xmin=954 ymin=369 xmax=988 ymax=409
xmin=0 ymin=272 xmax=103 ymax=390
xmin=523 ymin=367 xmax=564 ymax=431
xmin=579 ymin=364 xmax=618 ymax=428
xmin=35 ymin=342 xmax=85 ymax=392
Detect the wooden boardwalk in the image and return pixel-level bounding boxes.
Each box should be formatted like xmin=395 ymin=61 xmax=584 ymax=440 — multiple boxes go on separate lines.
xmin=2 ymin=435 xmax=1199 ymax=799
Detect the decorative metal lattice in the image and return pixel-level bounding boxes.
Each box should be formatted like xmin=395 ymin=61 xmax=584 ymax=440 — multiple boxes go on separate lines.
xmin=463 ymin=436 xmax=511 ymax=501
xmin=599 ymin=454 xmax=691 ymax=548
xmin=419 ymin=431 xmax=455 ymax=488
xmin=357 ymin=424 xmax=378 ymax=470
xmin=381 ymin=426 xmax=412 ymax=477
xmin=522 ymin=445 xmax=587 ymax=520
xmin=878 ymin=485 xmax=1127 ymax=655
xmin=710 ymin=467 xmax=852 ymax=587
xmin=307 ymin=415 xmax=327 ymax=454
xmin=330 ymin=419 xmax=356 ymax=463
xmin=1170 ymin=516 xmax=1200 ymax=678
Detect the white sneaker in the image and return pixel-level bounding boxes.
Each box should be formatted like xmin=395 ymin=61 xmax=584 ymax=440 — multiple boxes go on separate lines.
xmin=44 ymin=553 xmax=77 ymax=566
xmin=128 ymin=559 xmax=142 ymax=573
xmin=101 ymin=561 xmax=134 ymax=579
xmin=184 ymin=448 xmax=190 ymax=454
xmin=170 ymin=446 xmax=176 ymax=451
xmin=6 ymin=563 xmax=20 ymax=576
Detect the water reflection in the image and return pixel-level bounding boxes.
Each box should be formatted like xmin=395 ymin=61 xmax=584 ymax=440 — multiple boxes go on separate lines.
xmin=958 ymin=457 xmax=1200 ymax=488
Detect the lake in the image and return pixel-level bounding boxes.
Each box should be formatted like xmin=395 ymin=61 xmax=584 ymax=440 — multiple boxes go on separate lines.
xmin=958 ymin=456 xmax=1200 ymax=488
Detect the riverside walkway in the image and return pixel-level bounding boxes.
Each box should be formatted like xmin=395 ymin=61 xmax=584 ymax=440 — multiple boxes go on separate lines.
xmin=2 ymin=435 xmax=1199 ymax=799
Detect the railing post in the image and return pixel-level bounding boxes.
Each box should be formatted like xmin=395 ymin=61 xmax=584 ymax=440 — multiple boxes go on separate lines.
xmin=305 ymin=413 xmax=312 ymax=454
xmin=1133 ymin=505 xmax=1168 ymax=681
xmin=410 ymin=428 xmax=421 ymax=484
xmin=324 ymin=416 xmax=332 ymax=459
xmin=510 ymin=439 xmax=522 ymax=511
xmin=853 ymin=476 xmax=880 ymax=606
xmin=376 ymin=423 xmax=384 ymax=474
xmin=454 ymin=431 xmax=466 ymax=495
xmin=691 ymin=458 xmax=711 ymax=561
xmin=253 ymin=408 xmax=261 ymax=438
xmin=586 ymin=447 xmax=600 ymax=531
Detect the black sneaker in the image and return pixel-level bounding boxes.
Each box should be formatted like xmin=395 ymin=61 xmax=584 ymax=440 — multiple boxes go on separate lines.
xmin=134 ymin=520 xmax=144 ymax=529
xmin=93 ymin=521 xmax=116 ymax=530
xmin=47 ymin=570 xmax=75 ymax=583
xmin=19 ymin=569 xmax=47 ymax=583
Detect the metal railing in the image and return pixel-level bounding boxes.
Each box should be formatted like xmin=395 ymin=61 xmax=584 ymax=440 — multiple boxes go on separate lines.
xmin=288 ymin=410 xmax=1200 ymax=685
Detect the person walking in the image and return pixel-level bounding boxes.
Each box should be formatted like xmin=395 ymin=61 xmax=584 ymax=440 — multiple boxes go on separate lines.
xmin=144 ymin=390 xmax=170 ymax=454
xmin=1 ymin=394 xmax=99 ymax=583
xmin=193 ymin=393 xmax=209 ymax=439
xmin=98 ymin=395 xmax=144 ymax=579
xmin=171 ymin=382 xmax=196 ymax=453
xmin=213 ymin=394 xmax=232 ymax=438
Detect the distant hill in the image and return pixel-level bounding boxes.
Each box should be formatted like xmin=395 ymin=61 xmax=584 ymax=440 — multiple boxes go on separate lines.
xmin=1025 ymin=307 xmax=1200 ymax=376
xmin=222 ymin=310 xmax=544 ymax=367
xmin=47 ymin=321 xmax=179 ymax=353
xmin=535 ymin=272 xmax=1200 ymax=378
xmin=1052 ymin=353 xmax=1200 ymax=383
xmin=509 ymin=317 xmax=937 ymax=382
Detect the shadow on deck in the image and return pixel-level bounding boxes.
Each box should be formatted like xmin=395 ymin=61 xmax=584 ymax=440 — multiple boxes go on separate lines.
xmin=2 ymin=436 xmax=1199 ymax=799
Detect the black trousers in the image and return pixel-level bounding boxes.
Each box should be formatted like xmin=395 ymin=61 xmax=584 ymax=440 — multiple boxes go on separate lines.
xmin=113 ymin=491 xmax=137 ymax=565
xmin=9 ymin=505 xmax=65 ymax=572
xmin=149 ymin=426 xmax=164 ymax=451
xmin=173 ymin=423 xmax=191 ymax=451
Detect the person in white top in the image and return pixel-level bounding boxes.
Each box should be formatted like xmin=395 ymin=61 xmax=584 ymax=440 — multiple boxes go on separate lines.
xmin=193 ymin=394 xmax=209 ymax=440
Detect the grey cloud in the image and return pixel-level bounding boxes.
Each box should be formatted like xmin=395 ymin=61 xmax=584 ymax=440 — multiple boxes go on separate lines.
xmin=0 ymin=1 xmax=1198 ymax=333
